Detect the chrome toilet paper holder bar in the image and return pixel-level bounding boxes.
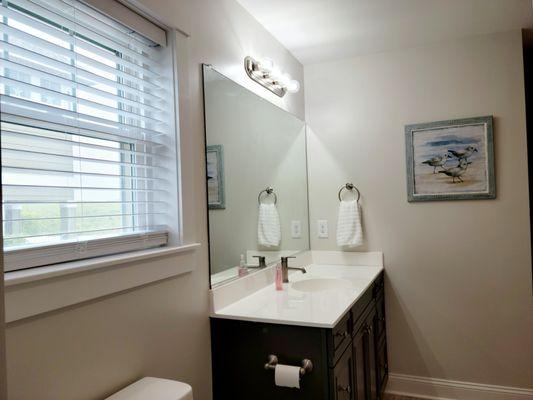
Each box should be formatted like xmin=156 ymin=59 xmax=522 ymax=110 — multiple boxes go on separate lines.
xmin=264 ymin=354 xmax=313 ymax=376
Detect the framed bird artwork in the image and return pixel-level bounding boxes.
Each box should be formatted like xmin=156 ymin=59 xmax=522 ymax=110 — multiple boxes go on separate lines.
xmin=405 ymin=116 xmax=495 ymax=202
xmin=206 ymin=144 xmax=226 ymax=209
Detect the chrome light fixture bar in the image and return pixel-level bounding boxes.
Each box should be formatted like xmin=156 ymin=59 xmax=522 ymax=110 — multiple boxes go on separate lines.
xmin=244 ymin=56 xmax=300 ymax=98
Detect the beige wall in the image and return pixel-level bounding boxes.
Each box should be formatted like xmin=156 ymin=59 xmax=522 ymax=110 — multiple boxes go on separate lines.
xmin=4 ymin=1 xmax=304 ymax=399
xmin=305 ymin=30 xmax=533 ymax=388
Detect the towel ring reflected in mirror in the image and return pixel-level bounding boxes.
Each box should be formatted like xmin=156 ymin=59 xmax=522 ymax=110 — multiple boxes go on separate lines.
xmin=258 ymin=186 xmax=278 ymax=205
xmin=338 ymin=183 xmax=360 ymax=203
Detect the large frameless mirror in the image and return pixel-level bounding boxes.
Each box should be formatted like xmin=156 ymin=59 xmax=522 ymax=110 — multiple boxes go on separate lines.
xmin=202 ymin=65 xmax=310 ymax=287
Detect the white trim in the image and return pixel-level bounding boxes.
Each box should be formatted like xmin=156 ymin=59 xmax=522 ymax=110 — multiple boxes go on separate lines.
xmin=386 ymin=373 xmax=533 ymax=400
xmin=4 ymin=243 xmax=200 ymax=322
xmin=81 ymin=0 xmax=167 ymax=46
xmin=4 ymin=230 xmax=169 ymax=272
xmin=5 ymin=243 xmax=199 ymax=286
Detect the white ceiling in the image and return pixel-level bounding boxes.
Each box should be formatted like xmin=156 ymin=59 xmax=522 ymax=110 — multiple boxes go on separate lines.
xmin=236 ymin=0 xmax=533 ymax=65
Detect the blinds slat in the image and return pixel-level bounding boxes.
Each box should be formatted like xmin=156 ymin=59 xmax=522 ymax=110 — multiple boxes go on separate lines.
xmin=0 ymin=56 xmax=164 ymax=114
xmin=2 ymin=167 xmax=159 ymax=182
xmin=0 ymin=23 xmax=163 ymax=92
xmin=2 ymin=148 xmax=155 ymax=170
xmin=1 ymin=113 xmax=165 ymax=147
xmin=5 ymin=225 xmax=165 ymax=241
xmin=1 ymin=128 xmax=157 ymax=159
xmin=0 ymin=3 xmax=161 ymax=72
xmin=3 ymin=201 xmax=166 ymax=205
xmin=0 ymin=75 xmax=166 ymax=127
xmin=3 ymin=184 xmax=162 ymax=192
xmin=0 ymin=40 xmax=164 ymax=103
xmin=0 ymin=96 xmax=166 ymax=141
xmin=4 ymin=212 xmax=164 ymax=222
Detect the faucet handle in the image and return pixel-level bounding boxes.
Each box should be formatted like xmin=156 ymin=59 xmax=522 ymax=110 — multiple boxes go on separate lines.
xmin=281 ymin=256 xmax=296 ymax=264
xmin=253 ymin=255 xmax=266 ymax=268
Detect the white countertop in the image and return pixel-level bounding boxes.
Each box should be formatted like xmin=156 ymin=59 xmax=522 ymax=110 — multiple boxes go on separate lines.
xmin=211 ymin=264 xmax=383 ymax=328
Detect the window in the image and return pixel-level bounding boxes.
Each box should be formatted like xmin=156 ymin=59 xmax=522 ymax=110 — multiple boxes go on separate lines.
xmin=0 ymin=0 xmax=178 ymax=272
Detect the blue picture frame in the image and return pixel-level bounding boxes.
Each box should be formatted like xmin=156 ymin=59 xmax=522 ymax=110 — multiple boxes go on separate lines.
xmin=405 ymin=116 xmax=496 ymax=202
xmin=206 ymin=144 xmax=226 ymax=209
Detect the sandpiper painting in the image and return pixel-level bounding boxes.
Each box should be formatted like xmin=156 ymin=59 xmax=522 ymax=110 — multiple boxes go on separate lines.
xmin=405 ymin=116 xmax=495 ymax=202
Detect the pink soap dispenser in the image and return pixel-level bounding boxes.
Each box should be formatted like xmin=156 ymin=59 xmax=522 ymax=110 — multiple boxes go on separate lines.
xmin=275 ymin=263 xmax=283 ymax=291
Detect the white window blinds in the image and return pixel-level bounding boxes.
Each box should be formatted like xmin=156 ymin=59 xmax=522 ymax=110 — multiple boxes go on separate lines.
xmin=0 ymin=0 xmax=177 ymax=271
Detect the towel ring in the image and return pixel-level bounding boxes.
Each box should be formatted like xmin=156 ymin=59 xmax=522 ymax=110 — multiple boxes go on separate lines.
xmin=338 ymin=183 xmax=360 ymax=203
xmin=258 ymin=186 xmax=277 ymax=205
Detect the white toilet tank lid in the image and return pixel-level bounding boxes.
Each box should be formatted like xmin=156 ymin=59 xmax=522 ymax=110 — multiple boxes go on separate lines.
xmin=105 ymin=377 xmax=193 ymax=400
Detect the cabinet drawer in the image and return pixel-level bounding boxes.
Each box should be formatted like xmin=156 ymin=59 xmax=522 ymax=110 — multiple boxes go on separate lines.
xmin=328 ymin=311 xmax=352 ymax=367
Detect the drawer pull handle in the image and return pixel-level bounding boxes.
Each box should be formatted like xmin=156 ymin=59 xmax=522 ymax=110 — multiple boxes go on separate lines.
xmin=264 ymin=354 xmax=313 ymax=376
xmin=335 ymin=331 xmax=349 ymax=339
xmin=337 ymin=385 xmax=351 ymax=393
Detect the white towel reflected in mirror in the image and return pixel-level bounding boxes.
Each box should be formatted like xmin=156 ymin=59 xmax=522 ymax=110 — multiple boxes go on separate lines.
xmin=258 ymin=203 xmax=281 ymax=247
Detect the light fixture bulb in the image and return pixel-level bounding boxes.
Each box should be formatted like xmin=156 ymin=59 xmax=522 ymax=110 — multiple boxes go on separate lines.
xmin=258 ymin=57 xmax=274 ymax=73
xmin=287 ymin=79 xmax=300 ymax=93
xmin=270 ymin=66 xmax=282 ymax=80
xmin=279 ymin=73 xmax=292 ymax=87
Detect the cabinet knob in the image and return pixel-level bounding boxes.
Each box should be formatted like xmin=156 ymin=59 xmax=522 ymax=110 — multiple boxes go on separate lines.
xmin=337 ymin=385 xmax=351 ymax=393
xmin=335 ymin=331 xmax=349 ymax=339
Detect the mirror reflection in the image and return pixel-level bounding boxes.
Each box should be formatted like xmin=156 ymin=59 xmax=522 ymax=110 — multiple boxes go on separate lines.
xmin=203 ymin=65 xmax=309 ymax=286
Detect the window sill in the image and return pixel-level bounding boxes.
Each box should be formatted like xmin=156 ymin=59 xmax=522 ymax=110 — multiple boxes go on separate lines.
xmin=4 ymin=243 xmax=201 ymax=322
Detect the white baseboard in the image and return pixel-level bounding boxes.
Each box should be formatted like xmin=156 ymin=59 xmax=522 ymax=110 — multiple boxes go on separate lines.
xmin=386 ymin=373 xmax=533 ymax=400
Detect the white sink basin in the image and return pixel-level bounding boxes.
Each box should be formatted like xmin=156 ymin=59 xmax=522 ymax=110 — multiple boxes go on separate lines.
xmin=291 ymin=278 xmax=352 ymax=293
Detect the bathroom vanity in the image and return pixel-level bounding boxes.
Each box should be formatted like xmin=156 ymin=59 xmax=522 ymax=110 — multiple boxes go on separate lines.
xmin=202 ymin=63 xmax=387 ymax=399
xmin=210 ymin=265 xmax=388 ymax=400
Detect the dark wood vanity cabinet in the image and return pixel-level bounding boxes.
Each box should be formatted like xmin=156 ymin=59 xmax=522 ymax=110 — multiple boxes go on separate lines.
xmin=211 ymin=272 xmax=388 ymax=400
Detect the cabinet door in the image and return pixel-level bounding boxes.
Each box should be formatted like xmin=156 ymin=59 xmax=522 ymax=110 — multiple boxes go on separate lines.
xmin=333 ymin=345 xmax=354 ymax=400
xmin=352 ymin=328 xmax=366 ymax=400
xmin=376 ymin=340 xmax=388 ymax=397
xmin=364 ymin=309 xmax=378 ymax=400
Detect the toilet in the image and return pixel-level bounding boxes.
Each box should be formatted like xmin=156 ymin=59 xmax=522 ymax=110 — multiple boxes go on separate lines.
xmin=105 ymin=377 xmax=193 ymax=400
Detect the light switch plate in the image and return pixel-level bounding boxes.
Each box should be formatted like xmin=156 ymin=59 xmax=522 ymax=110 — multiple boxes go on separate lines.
xmin=291 ymin=220 xmax=302 ymax=238
xmin=317 ymin=219 xmax=328 ymax=238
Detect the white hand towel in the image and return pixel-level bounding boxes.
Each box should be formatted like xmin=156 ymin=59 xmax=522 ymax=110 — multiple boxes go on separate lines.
xmin=336 ymin=200 xmax=363 ymax=247
xmin=258 ymin=203 xmax=281 ymax=247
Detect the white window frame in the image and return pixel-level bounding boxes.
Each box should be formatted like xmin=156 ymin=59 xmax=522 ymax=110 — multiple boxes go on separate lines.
xmin=2 ymin=5 xmax=200 ymax=323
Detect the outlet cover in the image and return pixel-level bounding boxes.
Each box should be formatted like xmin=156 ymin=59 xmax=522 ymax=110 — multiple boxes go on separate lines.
xmin=291 ymin=220 xmax=302 ymax=238
xmin=317 ymin=219 xmax=328 ymax=238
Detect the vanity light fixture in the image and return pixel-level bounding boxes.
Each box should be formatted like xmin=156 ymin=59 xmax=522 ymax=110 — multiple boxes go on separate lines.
xmin=244 ymin=56 xmax=300 ymax=97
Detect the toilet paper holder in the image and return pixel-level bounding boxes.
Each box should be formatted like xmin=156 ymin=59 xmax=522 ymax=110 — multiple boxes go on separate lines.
xmin=264 ymin=354 xmax=313 ymax=376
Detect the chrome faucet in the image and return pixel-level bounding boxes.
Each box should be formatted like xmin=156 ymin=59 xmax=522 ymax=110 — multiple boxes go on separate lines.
xmin=281 ymin=256 xmax=306 ymax=283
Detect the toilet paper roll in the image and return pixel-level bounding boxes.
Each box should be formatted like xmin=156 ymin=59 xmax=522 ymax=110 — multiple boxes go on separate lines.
xmin=274 ymin=364 xmax=301 ymax=389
